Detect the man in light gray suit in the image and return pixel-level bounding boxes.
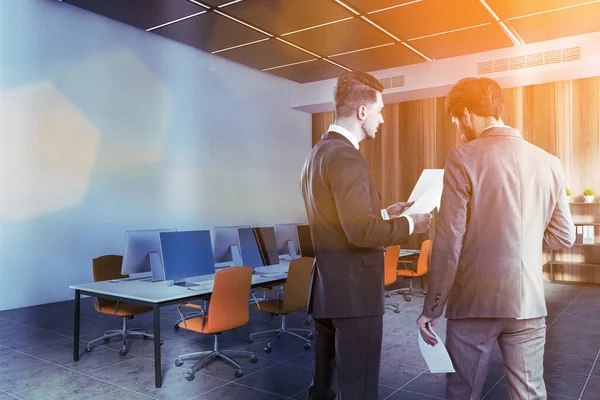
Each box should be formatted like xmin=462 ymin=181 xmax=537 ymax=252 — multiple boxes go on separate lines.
xmin=416 ymin=77 xmax=575 ymax=399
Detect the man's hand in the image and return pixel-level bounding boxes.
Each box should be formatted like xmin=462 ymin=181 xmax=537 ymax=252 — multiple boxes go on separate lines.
xmin=386 ymin=201 xmax=414 ymax=218
xmin=416 ymin=313 xmax=440 ymax=346
xmin=411 ymin=213 xmax=433 ymax=234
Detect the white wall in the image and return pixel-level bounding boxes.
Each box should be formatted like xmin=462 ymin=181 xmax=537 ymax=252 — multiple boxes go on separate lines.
xmin=0 ymin=0 xmax=311 ymax=310
xmin=291 ymin=30 xmax=600 ymax=113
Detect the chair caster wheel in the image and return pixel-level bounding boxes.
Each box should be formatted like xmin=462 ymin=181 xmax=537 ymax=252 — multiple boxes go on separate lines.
xmin=185 ymin=372 xmax=195 ymax=381
xmin=303 ymin=343 xmax=312 ymax=350
xmin=246 ymin=337 xmax=254 ymax=344
xmin=103 ymin=337 xmax=111 ymax=343
xmin=85 ymin=344 xmax=92 ymax=352
xmin=234 ymin=369 xmax=243 ymax=378
xmin=175 ymin=359 xmax=183 ymax=367
xmin=394 ymin=308 xmax=400 ymax=314
xmin=173 ymin=323 xmax=180 ymax=330
xmin=264 ymin=346 xmax=272 ymax=353
xmin=308 ymin=332 xmax=314 ymax=339
xmin=160 ymin=340 xmax=164 ymax=345
xmin=385 ymin=293 xmax=391 ymax=298
xmin=404 ymin=295 xmax=411 ymax=302
xmin=119 ymin=348 xmax=128 ymax=356
xmin=304 ymin=319 xmax=311 ymax=326
xmin=250 ymin=355 xmax=258 ymax=363
xmin=143 ymin=335 xmax=148 ymax=340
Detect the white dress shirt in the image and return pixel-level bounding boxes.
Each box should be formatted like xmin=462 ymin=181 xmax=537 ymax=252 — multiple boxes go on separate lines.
xmin=328 ymin=124 xmax=414 ymax=235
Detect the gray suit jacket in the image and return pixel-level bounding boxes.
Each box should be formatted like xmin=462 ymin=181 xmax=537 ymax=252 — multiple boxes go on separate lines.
xmin=424 ymin=127 xmax=575 ymax=320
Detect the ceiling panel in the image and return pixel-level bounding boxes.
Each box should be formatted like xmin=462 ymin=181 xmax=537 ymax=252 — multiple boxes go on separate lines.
xmin=330 ymin=43 xmax=424 ymax=72
xmin=409 ymin=24 xmax=513 ymax=60
xmin=485 ymin=0 xmax=595 ymax=19
xmin=268 ymin=60 xmax=344 ymax=83
xmin=344 ymin=0 xmax=422 ymax=13
xmin=507 ymin=2 xmax=600 ymax=43
xmin=152 ymin=11 xmax=267 ymax=53
xmin=216 ymin=39 xmax=315 ymax=70
xmin=63 ymin=0 xmax=204 ymax=30
xmin=224 ymin=0 xmax=353 ymax=35
xmin=284 ymin=18 xmax=392 ymax=58
xmin=370 ymin=0 xmax=493 ymax=40
xmin=201 ymin=0 xmax=242 ymax=6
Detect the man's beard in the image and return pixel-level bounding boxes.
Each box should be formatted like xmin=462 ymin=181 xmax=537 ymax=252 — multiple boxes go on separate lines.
xmin=362 ymin=121 xmax=377 ymax=140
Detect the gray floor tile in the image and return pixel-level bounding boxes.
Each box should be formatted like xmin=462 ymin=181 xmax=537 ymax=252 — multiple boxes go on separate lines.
xmin=543 ymin=351 xmax=596 ymax=376
xmin=379 ymin=361 xmax=423 ymax=389
xmin=543 ymin=367 xmax=589 ymax=398
xmin=15 ymin=373 xmax=118 ymax=400
xmin=0 ymin=347 xmax=42 ymax=372
xmin=0 ymin=361 xmax=78 ymax=394
xmin=381 ymin=336 xmax=427 ymax=369
xmin=191 ymin=382 xmax=287 ymax=399
xmin=91 ymin=357 xmax=171 ymax=389
xmin=91 ymin=388 xmax=157 ymax=400
xmin=385 ymin=389 xmax=441 ymax=399
xmin=129 ymin=370 xmax=228 ymax=400
xmin=400 ymin=371 xmax=447 ymax=398
xmin=236 ymin=363 xmax=312 ymax=398
xmin=582 ymin=375 xmax=600 ymax=399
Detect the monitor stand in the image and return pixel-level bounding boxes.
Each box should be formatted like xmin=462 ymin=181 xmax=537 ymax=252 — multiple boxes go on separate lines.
xmin=287 ymin=241 xmax=299 ymax=261
xmin=127 ymin=272 xmax=152 ymax=281
xmin=230 ymin=245 xmax=243 ymax=266
xmin=149 ymin=251 xmax=165 ymax=281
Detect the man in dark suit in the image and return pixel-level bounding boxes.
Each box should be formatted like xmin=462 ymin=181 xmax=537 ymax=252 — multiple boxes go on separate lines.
xmin=300 ymin=71 xmax=433 ymax=400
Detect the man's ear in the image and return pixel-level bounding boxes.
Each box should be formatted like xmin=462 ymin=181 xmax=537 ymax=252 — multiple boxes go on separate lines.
xmin=357 ymin=105 xmax=368 ymax=121
xmin=461 ymin=107 xmax=471 ymax=122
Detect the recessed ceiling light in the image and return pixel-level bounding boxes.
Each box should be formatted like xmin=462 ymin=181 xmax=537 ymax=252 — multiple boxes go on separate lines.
xmin=281 ymin=17 xmax=355 ymax=36
xmin=368 ymin=0 xmax=423 ymax=15
xmin=262 ymin=59 xmax=318 ymax=72
xmin=146 ymin=11 xmax=207 ymax=32
xmin=407 ymin=22 xmax=491 ymax=41
xmin=359 ymin=16 xmax=402 ymax=42
xmin=275 ymin=38 xmax=322 ymax=58
xmin=213 ymin=9 xmax=274 ymax=37
xmin=507 ymin=0 xmax=600 ymax=20
xmin=329 ymin=42 xmax=395 ymax=58
xmin=479 ymin=0 xmax=523 ymax=46
xmin=400 ymin=42 xmax=432 ymax=61
xmin=334 ymin=0 xmax=360 ymax=15
xmin=218 ymin=0 xmax=243 ymax=8
xmin=212 ymin=38 xmax=271 ymax=54
xmin=323 ymin=58 xmax=352 ymax=71
xmin=186 ymin=0 xmax=211 ymax=9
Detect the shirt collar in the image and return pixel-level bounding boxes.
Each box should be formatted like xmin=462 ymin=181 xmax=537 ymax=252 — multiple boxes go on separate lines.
xmin=328 ymin=124 xmax=360 ymax=150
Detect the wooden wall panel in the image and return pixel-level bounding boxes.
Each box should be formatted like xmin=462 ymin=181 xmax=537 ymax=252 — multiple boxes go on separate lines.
xmin=311 ymin=76 xmax=600 ymax=284
xmin=311 ymin=112 xmax=334 ymax=147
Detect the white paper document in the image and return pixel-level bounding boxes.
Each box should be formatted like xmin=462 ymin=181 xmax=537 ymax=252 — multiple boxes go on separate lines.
xmin=418 ymin=327 xmax=455 ymax=374
xmin=401 ymin=169 xmax=444 ymax=217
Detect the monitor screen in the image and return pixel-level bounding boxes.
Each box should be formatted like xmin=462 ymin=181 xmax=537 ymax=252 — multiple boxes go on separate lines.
xmin=121 ymin=229 xmax=176 ymax=276
xmin=160 ymin=230 xmax=215 ymax=282
xmin=237 ymin=227 xmax=264 ymax=269
xmin=297 ymin=224 xmax=315 ymax=258
xmin=213 ymin=225 xmax=250 ymax=263
xmin=254 ymin=227 xmax=279 ymax=266
xmin=274 ymin=223 xmax=301 ymax=257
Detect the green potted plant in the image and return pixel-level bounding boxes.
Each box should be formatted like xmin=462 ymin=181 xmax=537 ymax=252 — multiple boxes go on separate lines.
xmin=583 ymin=187 xmax=596 ymax=203
xmin=565 ymin=187 xmax=571 ymax=203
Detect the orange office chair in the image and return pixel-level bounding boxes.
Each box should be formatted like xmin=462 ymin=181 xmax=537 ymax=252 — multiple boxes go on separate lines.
xmin=384 ymin=245 xmax=401 ymax=313
xmin=174 ymin=266 xmax=257 ymax=380
xmin=389 ymin=240 xmax=431 ymax=302
xmin=86 ymin=255 xmax=156 ymax=355
xmin=246 ymin=257 xmax=314 ymax=353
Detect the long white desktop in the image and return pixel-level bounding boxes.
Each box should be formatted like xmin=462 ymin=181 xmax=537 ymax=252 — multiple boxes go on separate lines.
xmin=69 ymin=260 xmax=290 ymax=388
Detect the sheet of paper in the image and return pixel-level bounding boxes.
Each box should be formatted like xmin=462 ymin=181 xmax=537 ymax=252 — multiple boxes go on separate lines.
xmin=400 ymin=169 xmax=444 ymax=216
xmin=418 ymin=327 xmax=455 ymax=374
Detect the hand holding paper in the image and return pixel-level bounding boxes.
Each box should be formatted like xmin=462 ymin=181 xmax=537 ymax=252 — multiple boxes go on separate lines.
xmin=400 ymin=169 xmax=444 ymax=217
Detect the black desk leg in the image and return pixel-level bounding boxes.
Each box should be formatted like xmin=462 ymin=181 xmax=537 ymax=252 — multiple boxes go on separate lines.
xmin=73 ymin=290 xmax=80 ymax=361
xmin=153 ymin=305 xmax=162 ymax=388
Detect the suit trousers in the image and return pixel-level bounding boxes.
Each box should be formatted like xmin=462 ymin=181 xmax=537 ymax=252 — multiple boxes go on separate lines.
xmin=446 ymin=317 xmax=547 ymax=400
xmin=307 ymin=316 xmax=383 ymax=400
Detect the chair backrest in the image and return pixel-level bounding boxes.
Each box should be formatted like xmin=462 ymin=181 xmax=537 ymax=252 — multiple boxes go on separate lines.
xmin=203 ymin=266 xmax=253 ymax=333
xmin=92 ymin=255 xmax=127 ymax=310
xmin=384 ymin=245 xmax=400 ymax=285
xmin=280 ymin=257 xmax=314 ymax=314
xmin=415 ymin=240 xmax=432 ymax=275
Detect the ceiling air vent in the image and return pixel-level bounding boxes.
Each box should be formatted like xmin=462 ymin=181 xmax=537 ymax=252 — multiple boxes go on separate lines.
xmin=379 ymin=75 xmax=405 ymax=90
xmin=477 ymin=46 xmax=581 ymax=75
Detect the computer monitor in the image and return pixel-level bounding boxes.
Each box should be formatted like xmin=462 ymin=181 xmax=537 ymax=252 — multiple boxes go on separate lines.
xmin=253 ymin=226 xmax=279 ymax=266
xmin=297 ymin=224 xmax=315 ymax=258
xmin=274 ymin=223 xmax=300 ymax=260
xmin=121 ymin=229 xmax=176 ymax=279
xmin=237 ymin=227 xmax=264 ymax=269
xmin=159 ymin=230 xmax=215 ymax=285
xmin=213 ymin=225 xmax=250 ymax=266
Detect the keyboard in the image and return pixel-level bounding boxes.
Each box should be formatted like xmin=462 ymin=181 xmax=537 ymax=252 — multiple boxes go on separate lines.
xmin=260 ymin=272 xmax=288 ymax=279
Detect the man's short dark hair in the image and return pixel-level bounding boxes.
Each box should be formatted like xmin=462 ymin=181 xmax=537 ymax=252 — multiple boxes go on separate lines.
xmin=334 ymin=71 xmax=384 ymax=119
xmin=445 ymin=77 xmax=504 ymax=118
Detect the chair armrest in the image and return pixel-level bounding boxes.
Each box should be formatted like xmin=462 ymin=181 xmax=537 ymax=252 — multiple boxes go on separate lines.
xmin=177 ymin=303 xmax=205 ymax=329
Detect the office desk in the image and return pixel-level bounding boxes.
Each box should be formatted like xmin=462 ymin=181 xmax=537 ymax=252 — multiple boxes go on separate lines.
xmin=69 ymin=264 xmax=289 ymax=388
xmin=399 ymin=249 xmax=420 ymax=258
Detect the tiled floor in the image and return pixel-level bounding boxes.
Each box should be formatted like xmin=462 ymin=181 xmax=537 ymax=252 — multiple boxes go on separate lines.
xmin=0 ymin=281 xmax=599 ymax=399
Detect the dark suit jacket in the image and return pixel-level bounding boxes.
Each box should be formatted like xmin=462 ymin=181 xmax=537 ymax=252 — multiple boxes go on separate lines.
xmin=300 ymin=131 xmax=410 ymax=319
